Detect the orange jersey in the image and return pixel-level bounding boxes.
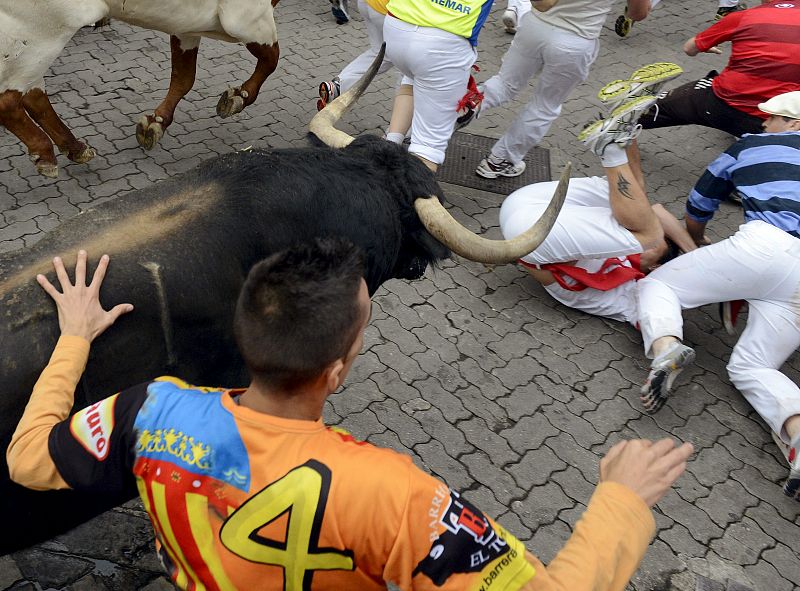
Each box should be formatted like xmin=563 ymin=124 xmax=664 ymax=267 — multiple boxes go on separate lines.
xmin=49 ymin=377 xmax=535 ymax=590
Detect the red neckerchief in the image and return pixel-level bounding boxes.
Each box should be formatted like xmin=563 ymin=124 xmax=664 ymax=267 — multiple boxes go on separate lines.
xmin=520 ymin=254 xmax=644 ymax=292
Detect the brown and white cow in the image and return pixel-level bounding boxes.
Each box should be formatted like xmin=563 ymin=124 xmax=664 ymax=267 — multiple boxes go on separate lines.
xmin=0 ymin=0 xmax=280 ymax=178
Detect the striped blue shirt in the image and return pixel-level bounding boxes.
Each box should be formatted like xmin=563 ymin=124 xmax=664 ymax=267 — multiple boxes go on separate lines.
xmin=686 ymin=132 xmax=800 ymax=238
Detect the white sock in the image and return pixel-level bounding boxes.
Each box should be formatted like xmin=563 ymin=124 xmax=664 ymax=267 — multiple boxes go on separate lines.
xmin=385 ymin=132 xmax=405 ymax=144
xmin=718 ymin=0 xmax=738 ymax=7
xmin=600 ymin=143 xmax=628 ymax=168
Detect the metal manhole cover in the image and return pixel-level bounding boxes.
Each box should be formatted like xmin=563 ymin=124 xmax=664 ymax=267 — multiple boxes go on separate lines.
xmin=437 ymin=132 xmax=551 ymax=194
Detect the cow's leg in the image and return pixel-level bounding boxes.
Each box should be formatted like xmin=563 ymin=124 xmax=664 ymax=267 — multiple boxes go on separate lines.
xmin=216 ymin=42 xmax=280 ymax=118
xmin=136 ymin=35 xmax=200 ymax=150
xmin=21 ymin=88 xmax=95 ymax=165
xmin=0 ymin=89 xmax=59 ymax=178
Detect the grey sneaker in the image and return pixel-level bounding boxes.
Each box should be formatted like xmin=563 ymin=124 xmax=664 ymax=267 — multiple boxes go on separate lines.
xmin=502 ymin=8 xmax=518 ymax=34
xmin=715 ymin=2 xmax=746 ymax=20
xmin=597 ymin=63 xmax=683 ymax=110
xmin=578 ymin=95 xmax=657 ymax=156
xmin=640 ymin=342 xmax=695 ymax=414
xmin=475 ymin=155 xmax=526 ymax=179
xmin=771 ymin=431 xmax=800 ymax=501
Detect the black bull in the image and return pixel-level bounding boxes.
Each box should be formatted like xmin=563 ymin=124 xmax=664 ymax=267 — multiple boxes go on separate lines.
xmin=0 ymin=136 xmax=451 ymax=553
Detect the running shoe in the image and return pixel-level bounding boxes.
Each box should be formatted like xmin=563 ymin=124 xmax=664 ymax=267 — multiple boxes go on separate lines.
xmin=330 ymin=0 xmax=350 ymax=24
xmin=475 ymin=155 xmax=526 ymax=179
xmin=614 ymin=7 xmax=633 ymax=38
xmin=640 ymin=342 xmax=695 ymax=414
xmin=502 ymin=7 xmax=518 ymax=34
xmin=578 ymin=95 xmax=657 ymax=155
xmin=317 ymin=77 xmax=341 ymax=111
xmin=715 ymin=2 xmax=746 ymax=20
xmin=771 ymin=430 xmax=800 ymax=501
xmin=597 ymin=63 xmax=683 ymax=110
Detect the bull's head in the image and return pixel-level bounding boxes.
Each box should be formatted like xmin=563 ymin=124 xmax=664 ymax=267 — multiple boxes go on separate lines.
xmin=310 ymin=44 xmax=568 ymax=265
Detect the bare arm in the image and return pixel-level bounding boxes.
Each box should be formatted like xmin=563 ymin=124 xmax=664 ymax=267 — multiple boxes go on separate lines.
xmin=651 ymin=204 xmax=697 ymax=253
xmin=532 ymin=0 xmax=559 ymax=12
xmin=626 ymin=0 xmax=652 ymax=22
xmin=684 ymin=36 xmax=722 ymax=56
xmin=685 ymin=217 xmax=711 ymax=246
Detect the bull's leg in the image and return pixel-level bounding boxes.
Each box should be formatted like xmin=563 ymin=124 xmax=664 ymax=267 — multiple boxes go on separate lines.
xmin=136 ymin=35 xmax=199 ymax=150
xmin=0 ymin=89 xmax=58 ymax=178
xmin=216 ymin=42 xmax=280 ymax=118
xmin=21 ymin=88 xmax=95 ymax=165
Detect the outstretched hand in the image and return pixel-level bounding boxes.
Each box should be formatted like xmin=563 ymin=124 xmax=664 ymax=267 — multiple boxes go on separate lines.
xmin=36 ymin=250 xmax=134 ymax=343
xmin=600 ymin=438 xmax=694 ymax=508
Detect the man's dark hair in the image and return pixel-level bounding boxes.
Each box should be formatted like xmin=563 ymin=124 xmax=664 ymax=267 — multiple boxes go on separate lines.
xmin=234 ymin=238 xmax=366 ymax=391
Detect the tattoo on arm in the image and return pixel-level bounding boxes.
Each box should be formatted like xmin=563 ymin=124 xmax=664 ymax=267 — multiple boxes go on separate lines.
xmin=616 ymin=174 xmax=634 ymax=199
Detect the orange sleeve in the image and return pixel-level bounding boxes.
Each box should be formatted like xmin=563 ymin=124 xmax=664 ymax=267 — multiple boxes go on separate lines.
xmin=6 ymin=335 xmax=90 ymax=491
xmin=521 ymin=481 xmax=655 ymax=591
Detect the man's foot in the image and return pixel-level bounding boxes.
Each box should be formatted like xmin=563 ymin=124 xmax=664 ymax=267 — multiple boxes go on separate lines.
xmin=597 ymin=63 xmax=683 ymax=109
xmin=715 ymin=2 xmax=746 ymax=20
xmin=475 ymin=155 xmax=526 ymax=179
xmin=317 ymin=77 xmax=341 ymax=111
xmin=502 ymin=8 xmax=518 ymax=34
xmin=578 ymin=95 xmax=657 ymax=156
xmin=640 ymin=342 xmax=695 ymax=414
xmin=771 ymin=431 xmax=800 ymax=501
xmin=614 ymin=7 xmax=633 ymax=38
xmin=330 ymin=0 xmax=350 ymax=24
xmin=719 ymin=300 xmax=746 ymax=335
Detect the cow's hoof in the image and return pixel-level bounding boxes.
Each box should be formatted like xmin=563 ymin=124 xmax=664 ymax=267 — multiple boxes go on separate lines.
xmin=35 ymin=161 xmax=58 ymax=178
xmin=136 ymin=115 xmax=164 ymax=151
xmin=67 ymin=143 xmax=96 ymax=164
xmin=217 ymin=88 xmax=245 ymax=118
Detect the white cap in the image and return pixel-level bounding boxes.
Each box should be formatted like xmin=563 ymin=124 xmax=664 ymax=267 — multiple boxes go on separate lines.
xmin=758 ymin=91 xmax=800 ymax=120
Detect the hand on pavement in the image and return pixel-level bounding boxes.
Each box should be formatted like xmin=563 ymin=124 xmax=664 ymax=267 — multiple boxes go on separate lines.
xmin=600 ymin=438 xmax=694 ymax=507
xmin=37 ymin=250 xmax=134 ymax=343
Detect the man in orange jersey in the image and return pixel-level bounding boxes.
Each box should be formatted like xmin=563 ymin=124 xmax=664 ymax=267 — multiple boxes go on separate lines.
xmin=9 ymin=240 xmax=692 ymax=590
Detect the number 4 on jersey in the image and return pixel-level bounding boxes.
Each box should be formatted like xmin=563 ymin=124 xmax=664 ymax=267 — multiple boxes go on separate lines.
xmin=220 ymin=460 xmax=354 ymax=590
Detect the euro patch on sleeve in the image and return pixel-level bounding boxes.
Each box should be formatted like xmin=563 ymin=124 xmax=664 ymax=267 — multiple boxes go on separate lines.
xmin=69 ymin=394 xmax=119 ymax=461
xmin=414 ymin=489 xmax=535 ymax=589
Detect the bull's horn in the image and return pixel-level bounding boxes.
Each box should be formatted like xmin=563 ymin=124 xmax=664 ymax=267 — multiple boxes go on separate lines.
xmin=415 ymin=163 xmax=570 ymax=264
xmin=309 ymin=44 xmax=386 ymax=148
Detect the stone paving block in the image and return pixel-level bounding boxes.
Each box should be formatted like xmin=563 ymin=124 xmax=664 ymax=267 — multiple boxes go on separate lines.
xmin=455 ymin=332 xmax=505 ymax=371
xmin=580 ymin=396 xmax=641 ymax=436
xmin=370 ymin=399 xmax=430 ymax=449
xmin=658 ymin=490 xmax=723 ymax=545
xmin=412 ymin=349 xmax=468 ymax=392
xmin=695 ymin=480 xmax=759 ymax=529
xmin=533 ymin=375 xmax=573 ymax=405
xmin=496 ymin=382 xmax=550 ymax=422
xmin=674 ymin=412 xmax=733 ymax=451
xmin=493 ymin=356 xmax=547 ymax=390
xmin=544 ymin=432 xmax=600 ymax=484
xmin=507 ymin=445 xmax=567 ymax=491
xmin=742 ymin=561 xmax=795 ymax=591
xmin=0 ymin=555 xmax=23 ymax=588
xmin=335 ymin=408 xmax=385 ymax=442
xmin=373 ymin=317 xmax=426 ymax=356
xmin=742 ymin=503 xmax=799 ymax=549
xmin=525 ymin=519 xmax=572 ymax=566
xmin=550 ymin=466 xmax=595 ymax=505
xmin=691 ymin=443 xmax=746 ymax=488
xmin=511 ymin=481 xmax=573 ymax=529
xmin=500 ymin=414 xmax=560 ymax=456
xmin=732 ymin=466 xmax=799 ymax=520
xmin=454 ymin=384 xmax=509 ymax=427
xmin=459 ymin=416 xmax=519 ymax=465
xmin=760 ymin=544 xmax=800 ymax=588
xmin=413 ymin=440 xmax=472 ymax=492
xmin=371 ymin=368 xmax=420 ymax=406
xmin=461 ymin=450 xmax=523 ymax=505
xmin=10 ymin=549 xmax=93 ymax=589
xmin=719 ymin=432 xmax=786 ymax=482
xmin=660 ymin=523 xmax=711 ymax=559
xmin=413 ymin=406 xmax=472 ymax=458
xmin=415 ymin=376 xmax=472 ymax=422
xmin=541 ymin=401 xmax=605 ymax=449
xmin=630 ymin=540 xmax=687 ymax=591
xmin=709 ymin=518 xmax=773 ymax=566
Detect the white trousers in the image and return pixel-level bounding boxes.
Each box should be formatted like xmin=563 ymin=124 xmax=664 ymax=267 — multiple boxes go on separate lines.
xmin=507 ymin=0 xmax=532 ymax=17
xmin=338 ymin=0 xmax=398 ymax=92
xmin=383 ymin=16 xmax=476 ymax=165
xmin=638 ymin=221 xmax=800 ymax=442
xmin=482 ymin=12 xmax=599 ymax=164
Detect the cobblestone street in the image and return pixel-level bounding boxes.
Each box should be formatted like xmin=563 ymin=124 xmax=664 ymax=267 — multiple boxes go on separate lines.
xmin=0 ymin=1 xmax=798 ymax=589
